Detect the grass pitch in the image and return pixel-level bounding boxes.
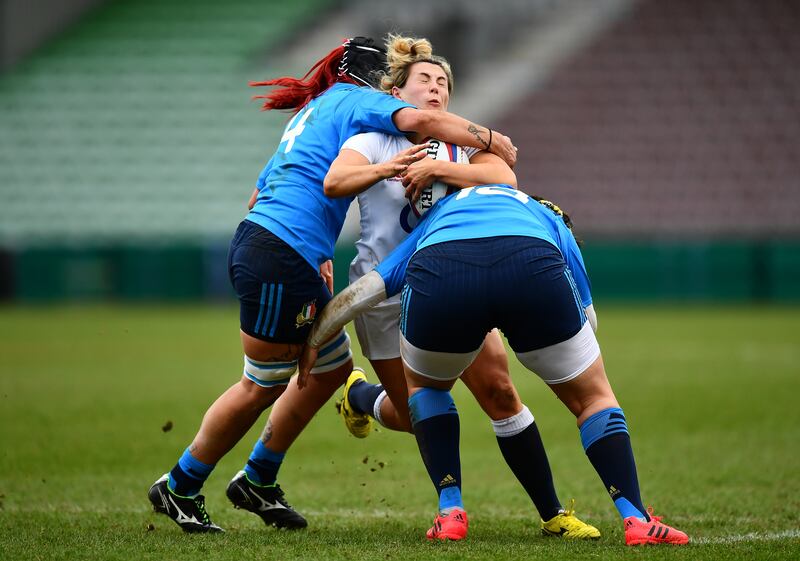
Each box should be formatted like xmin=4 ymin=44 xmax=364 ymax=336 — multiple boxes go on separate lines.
xmin=1 ymin=304 xmax=799 ymax=560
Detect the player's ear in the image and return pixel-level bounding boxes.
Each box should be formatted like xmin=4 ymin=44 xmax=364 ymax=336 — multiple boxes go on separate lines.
xmin=391 ymin=86 xmax=403 ymax=100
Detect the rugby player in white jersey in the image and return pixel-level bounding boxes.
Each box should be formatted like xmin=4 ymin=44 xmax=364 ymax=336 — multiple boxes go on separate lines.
xmin=322 ymin=34 xmax=599 ymax=539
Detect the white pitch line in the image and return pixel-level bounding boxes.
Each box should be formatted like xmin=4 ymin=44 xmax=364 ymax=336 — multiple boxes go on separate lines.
xmin=692 ymin=529 xmax=800 ymax=544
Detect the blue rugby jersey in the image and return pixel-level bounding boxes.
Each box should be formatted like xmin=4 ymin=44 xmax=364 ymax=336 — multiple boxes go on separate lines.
xmin=375 ymin=185 xmax=592 ymax=306
xmin=245 ymin=83 xmax=413 ymax=270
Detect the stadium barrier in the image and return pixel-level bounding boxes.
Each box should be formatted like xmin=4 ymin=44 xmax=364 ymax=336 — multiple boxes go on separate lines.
xmin=4 ymin=240 xmax=799 ymax=302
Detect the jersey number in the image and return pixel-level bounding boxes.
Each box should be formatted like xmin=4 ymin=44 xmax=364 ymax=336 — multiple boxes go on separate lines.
xmin=455 ymin=185 xmax=531 ymax=203
xmin=281 ymin=106 xmax=315 ymax=153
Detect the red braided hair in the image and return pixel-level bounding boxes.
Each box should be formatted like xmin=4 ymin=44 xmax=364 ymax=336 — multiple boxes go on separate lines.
xmin=250 ymin=45 xmax=355 ymax=113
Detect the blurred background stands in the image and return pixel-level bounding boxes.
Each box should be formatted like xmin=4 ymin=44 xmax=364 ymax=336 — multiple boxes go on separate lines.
xmin=0 ymin=0 xmax=797 ymax=301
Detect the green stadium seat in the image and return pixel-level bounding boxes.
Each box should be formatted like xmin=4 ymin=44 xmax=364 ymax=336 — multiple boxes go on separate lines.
xmin=0 ymin=0 xmax=334 ymax=244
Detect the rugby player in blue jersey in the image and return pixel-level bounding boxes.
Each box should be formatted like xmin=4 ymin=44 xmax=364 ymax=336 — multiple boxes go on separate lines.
xmin=147 ymin=37 xmax=517 ymax=533
xmin=299 ymin=186 xmax=690 ymax=546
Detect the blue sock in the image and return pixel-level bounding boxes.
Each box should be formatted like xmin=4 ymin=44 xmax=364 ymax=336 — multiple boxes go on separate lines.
xmin=579 ymin=407 xmax=648 ymax=520
xmin=244 ymin=439 xmax=285 ymax=486
xmin=348 ymin=381 xmax=384 ymax=415
xmin=408 ymin=388 xmax=463 ymax=513
xmin=168 ymin=447 xmax=215 ymax=497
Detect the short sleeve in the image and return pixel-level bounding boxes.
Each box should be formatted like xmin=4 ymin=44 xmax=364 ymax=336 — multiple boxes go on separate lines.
xmin=342 ymin=132 xmax=387 ymax=165
xmin=463 ymin=146 xmax=481 ymax=159
xmin=340 ymin=87 xmax=414 ymax=136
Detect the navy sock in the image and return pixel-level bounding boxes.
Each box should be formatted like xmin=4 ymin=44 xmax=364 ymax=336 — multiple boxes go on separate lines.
xmin=348 ymin=381 xmax=384 ymax=415
xmin=493 ymin=406 xmax=561 ymax=520
xmin=408 ymin=388 xmax=463 ymax=513
xmin=244 ymin=439 xmax=285 ymax=486
xmin=168 ymin=447 xmax=215 ymax=497
xmin=580 ymin=407 xmax=648 ymax=520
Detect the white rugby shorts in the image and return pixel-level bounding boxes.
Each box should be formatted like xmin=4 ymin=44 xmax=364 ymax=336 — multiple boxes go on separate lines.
xmin=400 ymin=319 xmax=600 ymax=385
xmin=353 ymin=295 xmax=402 ymax=360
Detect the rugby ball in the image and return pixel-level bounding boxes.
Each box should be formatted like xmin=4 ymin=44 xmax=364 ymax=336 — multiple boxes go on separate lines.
xmin=409 ymin=138 xmax=469 ymax=218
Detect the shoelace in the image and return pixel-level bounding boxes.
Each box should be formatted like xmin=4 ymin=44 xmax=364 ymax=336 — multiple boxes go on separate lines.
xmin=273 ymin=484 xmax=294 ymax=509
xmin=193 ymin=496 xmax=211 ymax=524
xmin=645 ymin=506 xmax=663 ymax=524
xmin=560 ymin=498 xmax=577 ymax=518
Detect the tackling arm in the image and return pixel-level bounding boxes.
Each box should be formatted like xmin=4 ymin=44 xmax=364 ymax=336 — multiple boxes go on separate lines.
xmin=297 ymin=224 xmax=422 ymax=386
xmin=442 ymin=150 xmax=517 ymax=188
xmin=308 ymin=271 xmax=388 ymax=348
xmin=297 ymin=271 xmax=388 ymax=385
xmin=393 ymin=108 xmax=517 ymax=167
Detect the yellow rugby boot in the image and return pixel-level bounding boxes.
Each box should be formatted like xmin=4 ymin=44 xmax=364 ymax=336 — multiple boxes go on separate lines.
xmin=541 ymin=499 xmax=601 ymax=539
xmin=336 ymin=368 xmax=373 ymax=438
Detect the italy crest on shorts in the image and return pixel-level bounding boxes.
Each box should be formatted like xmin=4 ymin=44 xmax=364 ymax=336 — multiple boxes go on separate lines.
xmin=295 ymin=300 xmax=317 ymax=328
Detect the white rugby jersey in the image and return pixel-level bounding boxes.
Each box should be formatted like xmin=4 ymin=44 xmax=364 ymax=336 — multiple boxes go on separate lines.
xmin=341 ymin=132 xmax=477 ymax=286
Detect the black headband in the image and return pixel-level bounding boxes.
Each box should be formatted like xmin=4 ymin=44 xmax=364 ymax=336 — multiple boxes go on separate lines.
xmin=339 ymin=37 xmax=387 ymax=88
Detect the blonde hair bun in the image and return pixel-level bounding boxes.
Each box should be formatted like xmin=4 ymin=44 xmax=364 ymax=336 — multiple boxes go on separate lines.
xmin=380 ymin=34 xmax=453 ymax=93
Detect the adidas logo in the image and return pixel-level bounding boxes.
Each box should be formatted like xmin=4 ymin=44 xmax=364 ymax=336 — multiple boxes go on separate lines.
xmin=439 ymin=474 xmax=457 ymax=486
xmin=608 ymin=485 xmax=621 ymax=498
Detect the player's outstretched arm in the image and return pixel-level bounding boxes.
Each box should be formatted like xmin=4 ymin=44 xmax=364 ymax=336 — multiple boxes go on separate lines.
xmin=393 ymin=108 xmax=517 ymax=167
xmin=323 ymin=143 xmax=429 ymax=198
xmin=297 ymin=271 xmax=388 ymax=386
xmin=298 ymin=223 xmax=422 ymax=386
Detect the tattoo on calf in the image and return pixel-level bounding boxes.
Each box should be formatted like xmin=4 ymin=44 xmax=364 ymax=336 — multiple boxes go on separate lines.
xmin=261 ymin=419 xmax=273 ymax=445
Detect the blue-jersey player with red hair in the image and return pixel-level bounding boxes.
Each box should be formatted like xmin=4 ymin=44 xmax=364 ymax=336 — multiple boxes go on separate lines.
xmin=147 ymin=37 xmax=518 ymax=534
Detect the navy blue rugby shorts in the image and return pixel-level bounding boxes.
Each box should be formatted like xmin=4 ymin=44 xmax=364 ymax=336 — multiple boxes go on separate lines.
xmin=401 ymin=236 xmax=586 ymax=354
xmin=228 ymin=220 xmax=332 ymax=344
